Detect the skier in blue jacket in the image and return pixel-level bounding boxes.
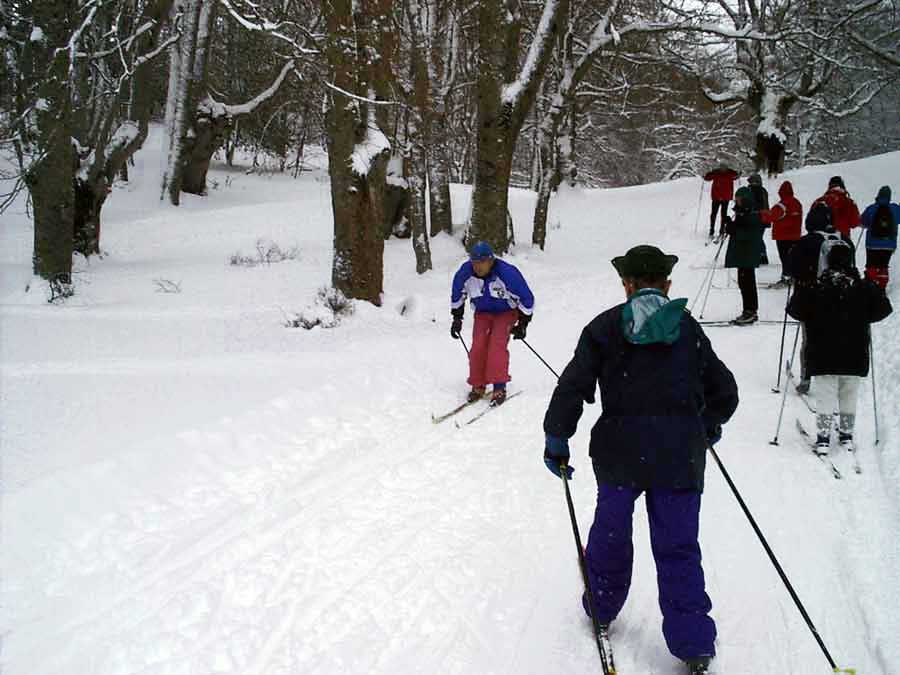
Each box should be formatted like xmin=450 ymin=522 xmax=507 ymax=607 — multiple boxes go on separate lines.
xmin=860 ymin=185 xmax=899 ymax=289
xmin=450 ymin=242 xmax=534 ymax=405
xmin=542 ymin=245 xmax=738 ymax=675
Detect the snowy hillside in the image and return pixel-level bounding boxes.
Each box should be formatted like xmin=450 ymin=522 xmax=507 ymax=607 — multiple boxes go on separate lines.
xmin=2 ymin=134 xmax=899 ymax=675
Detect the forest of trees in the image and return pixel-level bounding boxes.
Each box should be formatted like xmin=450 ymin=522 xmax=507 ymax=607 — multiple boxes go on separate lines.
xmin=2 ymin=0 xmax=898 ymax=303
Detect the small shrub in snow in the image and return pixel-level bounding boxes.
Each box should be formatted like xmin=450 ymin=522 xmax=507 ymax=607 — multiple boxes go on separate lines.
xmin=47 ymin=278 xmax=75 ymax=303
xmin=285 ymin=286 xmax=353 ymax=329
xmin=229 ymin=239 xmax=300 ymax=267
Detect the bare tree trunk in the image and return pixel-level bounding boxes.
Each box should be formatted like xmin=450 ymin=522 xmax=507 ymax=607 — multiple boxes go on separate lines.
xmin=425 ymin=0 xmax=455 ymax=237
xmin=72 ymin=0 xmax=173 ymax=256
xmin=468 ymin=0 xmax=567 ymax=254
xmin=405 ymin=0 xmax=433 ymax=273
xmin=29 ymin=137 xmax=75 ymax=283
xmin=324 ymin=0 xmax=392 ymax=305
xmin=23 ymin=0 xmax=76 ymax=283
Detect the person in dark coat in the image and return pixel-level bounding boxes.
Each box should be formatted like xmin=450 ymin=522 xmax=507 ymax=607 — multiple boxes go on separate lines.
xmin=860 ymin=185 xmax=899 ymax=289
xmin=542 ymin=245 xmax=738 ymax=675
xmin=787 ymin=203 xmax=857 ymax=394
xmin=747 ymin=173 xmax=770 ymax=265
xmin=787 ymin=245 xmax=892 ymax=453
xmin=723 ymin=187 xmax=764 ymax=324
xmin=703 ymin=165 xmax=740 ymax=239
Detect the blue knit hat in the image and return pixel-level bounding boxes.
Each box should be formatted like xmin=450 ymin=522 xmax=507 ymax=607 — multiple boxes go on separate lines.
xmin=470 ymin=241 xmax=494 ymax=261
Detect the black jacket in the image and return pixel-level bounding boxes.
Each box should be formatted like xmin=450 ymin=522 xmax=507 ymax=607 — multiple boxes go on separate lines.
xmin=787 ymin=270 xmax=892 ymax=376
xmin=543 ymin=307 xmax=738 ymax=491
xmin=750 ymin=184 xmax=770 ymax=211
xmin=788 ymin=230 xmax=856 ymax=288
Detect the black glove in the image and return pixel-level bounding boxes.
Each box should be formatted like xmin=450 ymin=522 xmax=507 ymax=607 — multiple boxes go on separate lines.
xmin=723 ymin=214 xmax=735 ymax=236
xmin=511 ymin=311 xmax=531 ymax=340
xmin=450 ymin=307 xmax=464 ymax=339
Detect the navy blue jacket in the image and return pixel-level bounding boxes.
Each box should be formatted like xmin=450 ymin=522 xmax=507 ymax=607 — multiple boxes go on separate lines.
xmin=543 ymin=304 xmax=738 ymax=491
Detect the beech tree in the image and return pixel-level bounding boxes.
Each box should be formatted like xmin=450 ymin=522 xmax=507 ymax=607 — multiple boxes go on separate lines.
xmin=2 ymin=0 xmax=177 ymax=286
xmin=322 ymin=0 xmax=394 ymax=305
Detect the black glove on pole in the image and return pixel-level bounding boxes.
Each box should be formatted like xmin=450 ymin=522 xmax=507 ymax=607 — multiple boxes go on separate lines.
xmin=511 ymin=311 xmax=531 ymax=340
xmin=450 ymin=307 xmax=464 ymax=339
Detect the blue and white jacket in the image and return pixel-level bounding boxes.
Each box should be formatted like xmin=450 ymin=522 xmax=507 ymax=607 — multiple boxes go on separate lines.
xmin=451 ymin=258 xmax=534 ymax=315
xmin=860 ymin=197 xmax=899 ymax=251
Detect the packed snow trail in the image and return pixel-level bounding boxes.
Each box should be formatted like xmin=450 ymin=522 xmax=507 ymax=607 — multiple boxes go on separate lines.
xmin=2 ymin=139 xmax=899 ymax=674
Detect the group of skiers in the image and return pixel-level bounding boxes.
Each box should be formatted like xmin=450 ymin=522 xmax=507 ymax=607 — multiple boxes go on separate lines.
xmin=444 ymin=168 xmax=895 ymax=672
xmin=703 ymin=167 xmax=898 ymax=326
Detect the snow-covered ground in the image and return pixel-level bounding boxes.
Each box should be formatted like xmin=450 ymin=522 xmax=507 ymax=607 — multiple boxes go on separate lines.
xmin=2 ymin=133 xmax=899 ymax=674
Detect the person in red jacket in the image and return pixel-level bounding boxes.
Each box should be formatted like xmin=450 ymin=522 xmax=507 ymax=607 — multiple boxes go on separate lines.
xmin=809 ymin=176 xmax=861 ymax=238
xmin=703 ymin=164 xmax=740 ymax=239
xmin=761 ymin=181 xmax=803 ymax=288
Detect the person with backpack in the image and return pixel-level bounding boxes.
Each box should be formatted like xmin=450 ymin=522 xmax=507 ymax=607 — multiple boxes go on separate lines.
xmin=761 ymin=181 xmax=803 ymax=288
xmin=809 ymin=176 xmax=861 ymax=238
xmin=787 ymin=245 xmax=892 ymax=454
xmin=860 ymin=186 xmax=899 ymax=289
xmin=723 ymin=187 xmax=764 ymax=324
xmin=703 ymin=164 xmax=740 ymax=239
xmin=542 ymin=245 xmax=738 ymax=675
xmin=788 ymin=204 xmax=857 ymax=394
xmin=450 ymin=241 xmax=534 ymax=406
xmin=747 ymin=173 xmax=770 ymax=265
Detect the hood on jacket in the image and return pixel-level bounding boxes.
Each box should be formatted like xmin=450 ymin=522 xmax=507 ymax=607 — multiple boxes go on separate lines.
xmin=876 ymin=185 xmax=891 ymax=203
xmin=734 ymin=186 xmax=753 ymax=212
xmin=778 ymin=181 xmax=794 ymax=200
xmin=621 ymin=289 xmax=688 ymax=346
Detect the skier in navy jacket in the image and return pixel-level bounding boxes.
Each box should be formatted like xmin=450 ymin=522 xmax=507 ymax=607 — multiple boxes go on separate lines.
xmin=542 ymin=245 xmax=738 ymax=675
xmin=450 ymin=242 xmax=534 ymax=405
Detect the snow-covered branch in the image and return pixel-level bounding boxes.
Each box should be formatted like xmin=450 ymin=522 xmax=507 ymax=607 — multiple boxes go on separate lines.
xmin=501 ymin=0 xmax=565 ymax=108
xmin=214 ymin=60 xmax=296 ymax=116
xmin=217 ymin=0 xmax=320 ymax=55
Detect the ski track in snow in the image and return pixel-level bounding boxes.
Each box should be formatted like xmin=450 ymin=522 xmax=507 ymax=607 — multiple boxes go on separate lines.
xmin=2 ymin=137 xmax=900 ymax=674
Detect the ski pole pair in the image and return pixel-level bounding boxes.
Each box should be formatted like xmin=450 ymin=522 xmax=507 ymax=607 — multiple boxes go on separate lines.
xmin=456 ymin=335 xmax=560 ymax=380
xmin=690 ymin=234 xmax=728 ymax=319
xmin=771 ymin=282 xmax=793 ymax=394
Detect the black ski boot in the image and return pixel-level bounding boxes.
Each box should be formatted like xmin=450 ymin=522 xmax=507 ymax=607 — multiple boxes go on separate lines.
xmin=467 ymin=386 xmax=486 ymax=403
xmin=732 ymin=311 xmax=758 ymax=325
xmin=685 ymin=656 xmax=712 ymax=674
xmin=489 ymin=387 xmax=507 ymax=407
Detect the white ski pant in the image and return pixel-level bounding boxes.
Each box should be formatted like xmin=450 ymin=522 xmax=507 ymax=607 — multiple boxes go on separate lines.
xmin=812 ymin=375 xmax=860 ymax=436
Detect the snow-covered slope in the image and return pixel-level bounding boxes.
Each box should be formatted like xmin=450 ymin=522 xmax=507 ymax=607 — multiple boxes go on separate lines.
xmin=2 ymin=134 xmax=899 ymax=674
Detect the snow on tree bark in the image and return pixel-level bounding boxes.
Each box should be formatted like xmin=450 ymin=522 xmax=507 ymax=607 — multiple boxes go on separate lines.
xmin=324 ymin=0 xmax=393 ymax=305
xmin=468 ymin=0 xmax=568 ymax=255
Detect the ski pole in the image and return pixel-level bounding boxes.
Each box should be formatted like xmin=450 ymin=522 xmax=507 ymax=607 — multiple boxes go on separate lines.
xmin=706 ymin=441 xmax=849 ymax=673
xmin=697 ymin=235 xmax=728 ymax=319
xmin=694 ymin=180 xmax=705 ymax=236
xmin=560 ymin=467 xmax=615 ymax=674
xmin=689 ymin=234 xmax=727 ymax=314
xmin=772 ymin=282 xmax=792 ymax=393
xmin=770 ymin=321 xmax=801 ymax=445
xmin=458 ymin=334 xmax=469 ymax=357
xmin=521 ymin=338 xmax=560 ymax=379
xmin=870 ymin=333 xmax=879 ymax=446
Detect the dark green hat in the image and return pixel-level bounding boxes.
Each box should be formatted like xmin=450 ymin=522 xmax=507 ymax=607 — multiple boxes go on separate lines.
xmin=611 ymin=245 xmax=679 ymax=279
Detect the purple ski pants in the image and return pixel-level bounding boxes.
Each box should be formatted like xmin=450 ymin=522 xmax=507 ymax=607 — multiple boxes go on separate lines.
xmin=582 ymin=483 xmax=716 ymax=661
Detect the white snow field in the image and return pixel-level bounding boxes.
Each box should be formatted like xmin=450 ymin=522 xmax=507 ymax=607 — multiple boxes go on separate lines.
xmin=2 ymin=135 xmax=899 ymax=675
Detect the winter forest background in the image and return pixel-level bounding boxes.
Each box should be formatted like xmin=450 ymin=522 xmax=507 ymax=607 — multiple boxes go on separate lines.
xmin=1 ymin=0 xmax=898 ymax=303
